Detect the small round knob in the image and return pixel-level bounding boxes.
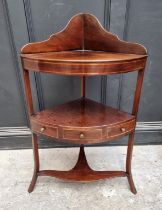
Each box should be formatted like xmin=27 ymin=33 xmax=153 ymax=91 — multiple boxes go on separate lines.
xmin=121 ymin=127 xmax=126 ymax=132
xmin=40 ymin=127 xmax=45 ymax=132
xmin=80 ymin=133 xmax=85 ymax=139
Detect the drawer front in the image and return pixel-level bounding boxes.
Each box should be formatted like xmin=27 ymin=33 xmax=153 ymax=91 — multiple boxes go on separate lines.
xmin=31 ymin=122 xmax=58 ymax=138
xmin=63 ymin=128 xmax=102 ymax=140
xmin=107 ymin=120 xmax=135 ymax=138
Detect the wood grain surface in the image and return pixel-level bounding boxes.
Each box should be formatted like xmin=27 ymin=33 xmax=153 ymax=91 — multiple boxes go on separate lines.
xmin=21 ymin=13 xmax=147 ymax=194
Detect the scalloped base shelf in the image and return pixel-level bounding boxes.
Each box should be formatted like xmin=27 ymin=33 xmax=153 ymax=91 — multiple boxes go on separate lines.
xmin=28 ymin=146 xmax=137 ymax=194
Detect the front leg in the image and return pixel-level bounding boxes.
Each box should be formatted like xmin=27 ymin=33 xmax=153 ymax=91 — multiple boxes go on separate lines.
xmin=28 ymin=133 xmax=39 ymax=193
xmin=126 ymin=132 xmax=137 ymax=194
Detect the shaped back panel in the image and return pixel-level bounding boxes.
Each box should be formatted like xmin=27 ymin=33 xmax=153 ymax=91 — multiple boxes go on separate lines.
xmin=21 ymin=15 xmax=83 ymax=54
xmin=21 ymin=13 xmax=147 ymax=55
xmin=83 ymin=14 xmax=147 ymax=55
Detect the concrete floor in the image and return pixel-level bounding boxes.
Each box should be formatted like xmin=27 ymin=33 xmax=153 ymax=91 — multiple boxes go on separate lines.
xmin=0 ymin=145 xmax=162 ymax=210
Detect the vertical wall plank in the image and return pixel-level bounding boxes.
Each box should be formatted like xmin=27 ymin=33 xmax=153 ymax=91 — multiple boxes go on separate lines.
xmin=6 ymin=0 xmax=40 ymax=113
xmin=120 ymin=0 xmax=162 ymax=123
xmin=106 ymin=0 xmax=127 ymax=108
xmin=100 ymin=0 xmax=111 ymax=104
xmin=0 ymin=0 xmax=27 ymax=126
xmin=23 ymin=0 xmax=45 ymax=110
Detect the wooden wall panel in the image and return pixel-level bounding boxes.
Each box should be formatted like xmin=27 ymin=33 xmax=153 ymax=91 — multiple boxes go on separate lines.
xmin=0 ymin=0 xmax=162 ymax=149
xmin=0 ymin=0 xmax=27 ymax=126
xmin=120 ymin=0 xmax=162 ymax=122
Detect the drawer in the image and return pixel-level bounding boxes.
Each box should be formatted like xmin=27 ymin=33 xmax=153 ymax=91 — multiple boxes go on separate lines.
xmin=63 ymin=128 xmax=102 ymax=140
xmin=31 ymin=122 xmax=58 ymax=138
xmin=107 ymin=120 xmax=135 ymax=138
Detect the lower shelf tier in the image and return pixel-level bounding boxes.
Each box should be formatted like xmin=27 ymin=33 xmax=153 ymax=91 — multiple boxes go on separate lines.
xmin=28 ymin=146 xmax=137 ymax=194
xmin=30 ymin=98 xmax=136 ymax=144
xmin=38 ymin=147 xmax=126 ymax=182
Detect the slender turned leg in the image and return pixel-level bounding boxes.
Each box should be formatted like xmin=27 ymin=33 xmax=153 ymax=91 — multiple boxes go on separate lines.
xmin=28 ymin=133 xmax=40 ymax=193
xmin=126 ymin=132 xmax=137 ymax=194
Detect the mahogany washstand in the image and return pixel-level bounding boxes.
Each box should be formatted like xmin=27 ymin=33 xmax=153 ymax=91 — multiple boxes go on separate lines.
xmin=20 ymin=13 xmax=147 ymax=194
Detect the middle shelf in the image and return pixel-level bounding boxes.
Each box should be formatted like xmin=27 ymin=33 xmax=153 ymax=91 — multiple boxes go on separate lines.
xmin=30 ymin=98 xmax=135 ymax=144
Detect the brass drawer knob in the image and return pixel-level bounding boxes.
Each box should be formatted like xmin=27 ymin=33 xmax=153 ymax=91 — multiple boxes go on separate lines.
xmin=80 ymin=133 xmax=85 ymax=139
xmin=121 ymin=127 xmax=126 ymax=132
xmin=40 ymin=127 xmax=45 ymax=132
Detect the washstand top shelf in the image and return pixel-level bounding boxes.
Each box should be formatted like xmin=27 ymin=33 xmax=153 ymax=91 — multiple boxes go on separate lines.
xmin=21 ymin=13 xmax=147 ymax=76
xmin=21 ymin=51 xmax=147 ymax=76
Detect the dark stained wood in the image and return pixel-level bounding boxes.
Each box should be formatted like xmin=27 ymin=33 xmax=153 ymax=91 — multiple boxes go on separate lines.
xmin=81 ymin=76 xmax=86 ymax=97
xmin=21 ymin=51 xmax=146 ymax=76
xmin=28 ymin=133 xmax=39 ymax=193
xmin=21 ymin=67 xmax=34 ymax=115
xmin=38 ymin=147 xmax=127 ymax=182
xmin=83 ymin=14 xmax=147 ymax=55
xmin=21 ymin=13 xmax=147 ymax=55
xmin=125 ymin=68 xmax=146 ymax=194
xmin=21 ymin=14 xmax=83 ymax=54
xmin=30 ymin=98 xmax=136 ymax=144
xmin=126 ymin=133 xmax=137 ymax=194
xmin=21 ymin=51 xmax=146 ymax=62
xmin=132 ymin=68 xmax=146 ymax=117
xmin=20 ymin=13 xmax=147 ymax=194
